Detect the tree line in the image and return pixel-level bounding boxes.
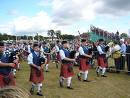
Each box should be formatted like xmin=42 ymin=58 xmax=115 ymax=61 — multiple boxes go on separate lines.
xmin=0 ymin=29 xmax=128 ymax=42
xmin=0 ymin=30 xmax=75 ymax=41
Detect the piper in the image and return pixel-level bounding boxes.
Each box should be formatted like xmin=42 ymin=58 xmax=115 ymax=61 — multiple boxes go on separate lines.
xmin=28 ymin=43 xmax=46 ymax=96
xmin=0 ymin=42 xmax=15 ymax=88
xmin=59 ymin=41 xmax=75 ymax=89
xmin=77 ymin=39 xmax=92 ymax=82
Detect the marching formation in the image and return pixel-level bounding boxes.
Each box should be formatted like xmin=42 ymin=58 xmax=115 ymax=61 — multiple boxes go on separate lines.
xmin=0 ymin=38 xmax=130 ymax=96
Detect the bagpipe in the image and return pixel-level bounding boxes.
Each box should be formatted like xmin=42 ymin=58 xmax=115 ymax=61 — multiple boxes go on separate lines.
xmin=105 ymin=46 xmax=110 ymax=53
xmin=8 ymin=51 xmax=17 ymax=63
xmin=39 ymin=56 xmax=46 ymax=65
xmin=67 ymin=50 xmax=77 ymax=72
xmin=35 ymin=53 xmax=46 ymax=77
xmin=69 ymin=50 xmax=77 ymax=59
xmin=97 ymin=44 xmax=111 ymax=58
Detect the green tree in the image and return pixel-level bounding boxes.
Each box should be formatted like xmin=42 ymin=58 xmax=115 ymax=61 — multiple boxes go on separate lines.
xmin=55 ymin=30 xmax=61 ymax=39
xmin=61 ymin=34 xmax=75 ymax=41
xmin=120 ymin=33 xmax=128 ymax=39
xmin=47 ymin=30 xmax=55 ymax=41
xmin=39 ymin=35 xmax=44 ymax=41
xmin=3 ymin=33 xmax=9 ymax=40
xmin=0 ymin=33 xmax=3 ymax=41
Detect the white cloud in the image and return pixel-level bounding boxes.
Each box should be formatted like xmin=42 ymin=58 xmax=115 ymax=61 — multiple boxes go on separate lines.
xmin=52 ymin=0 xmax=99 ymax=25
xmin=0 ymin=25 xmax=13 ymax=35
xmin=51 ymin=0 xmax=130 ymax=25
xmin=0 ymin=0 xmax=130 ymax=36
xmin=0 ymin=11 xmax=56 ymax=36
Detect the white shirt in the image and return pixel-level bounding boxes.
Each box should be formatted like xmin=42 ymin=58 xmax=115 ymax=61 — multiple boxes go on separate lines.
xmin=78 ymin=46 xmax=85 ymax=55
xmin=55 ymin=45 xmax=60 ymax=52
xmin=59 ymin=49 xmax=66 ymax=60
xmin=27 ymin=53 xmax=33 ymax=65
xmin=97 ymin=46 xmax=104 ymax=55
xmin=27 ymin=52 xmax=46 ymax=65
xmin=27 ymin=45 xmax=31 ymax=53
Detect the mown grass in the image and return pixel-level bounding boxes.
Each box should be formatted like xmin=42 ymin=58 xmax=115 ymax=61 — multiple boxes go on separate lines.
xmin=15 ymin=59 xmax=130 ymax=98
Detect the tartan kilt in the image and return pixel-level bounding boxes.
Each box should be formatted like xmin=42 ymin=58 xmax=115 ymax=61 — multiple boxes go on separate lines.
xmin=29 ymin=67 xmax=44 ymax=84
xmin=0 ymin=73 xmax=15 ymax=88
xmin=97 ymin=56 xmax=108 ymax=68
xmin=60 ymin=64 xmax=74 ymax=78
xmin=79 ymin=58 xmax=90 ymax=72
xmin=46 ymin=54 xmax=50 ymax=64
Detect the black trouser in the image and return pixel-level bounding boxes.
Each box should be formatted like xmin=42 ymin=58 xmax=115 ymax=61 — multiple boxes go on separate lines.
xmin=120 ymin=56 xmax=126 ymax=70
xmin=114 ymin=58 xmax=121 ymax=72
xmin=126 ymin=54 xmax=130 ymax=73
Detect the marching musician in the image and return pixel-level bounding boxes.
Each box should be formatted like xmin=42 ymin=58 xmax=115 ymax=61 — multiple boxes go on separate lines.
xmin=77 ymin=39 xmax=92 ymax=82
xmin=96 ymin=39 xmax=108 ymax=77
xmin=59 ymin=41 xmax=75 ymax=89
xmin=28 ymin=43 xmax=46 ymax=96
xmin=0 ymin=42 xmax=16 ymax=88
xmin=120 ymin=39 xmax=126 ymax=70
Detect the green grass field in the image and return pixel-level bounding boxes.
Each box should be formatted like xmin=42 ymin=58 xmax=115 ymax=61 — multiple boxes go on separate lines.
xmin=15 ymin=60 xmax=130 ymax=98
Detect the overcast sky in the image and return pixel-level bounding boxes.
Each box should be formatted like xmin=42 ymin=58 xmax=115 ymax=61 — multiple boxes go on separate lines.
xmin=0 ymin=0 xmax=130 ymax=36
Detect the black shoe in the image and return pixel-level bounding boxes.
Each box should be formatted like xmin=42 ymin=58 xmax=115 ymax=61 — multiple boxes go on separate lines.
xmin=83 ymin=80 xmax=91 ymax=82
xmin=30 ymin=88 xmax=34 ymax=95
xmin=77 ymin=74 xmax=81 ymax=81
xmin=116 ymin=71 xmax=120 ymax=73
xmin=37 ymin=92 xmax=43 ymax=96
xmin=67 ymin=86 xmax=74 ymax=90
xmin=101 ymin=75 xmax=107 ymax=77
xmin=45 ymin=70 xmax=49 ymax=72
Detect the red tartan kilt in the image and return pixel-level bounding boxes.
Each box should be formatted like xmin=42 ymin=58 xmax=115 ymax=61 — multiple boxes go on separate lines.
xmin=60 ymin=64 xmax=74 ymax=78
xmin=97 ymin=56 xmax=108 ymax=68
xmin=0 ymin=73 xmax=15 ymax=88
xmin=56 ymin=53 xmax=61 ymax=61
xmin=29 ymin=67 xmax=44 ymax=84
xmin=46 ymin=54 xmax=50 ymax=64
xmin=79 ymin=58 xmax=90 ymax=71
